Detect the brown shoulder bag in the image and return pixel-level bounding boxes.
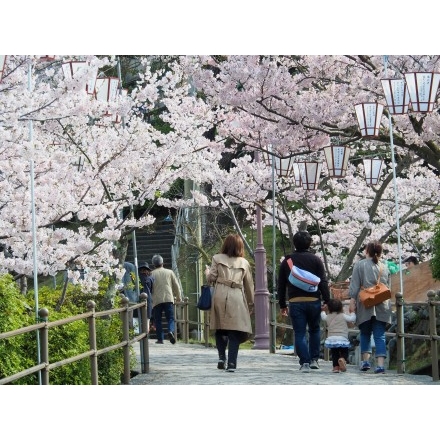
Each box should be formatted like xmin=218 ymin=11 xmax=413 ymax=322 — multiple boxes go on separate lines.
xmin=359 ymin=264 xmax=391 ymax=308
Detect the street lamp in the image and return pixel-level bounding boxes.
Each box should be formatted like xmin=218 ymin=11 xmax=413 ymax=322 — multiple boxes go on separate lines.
xmin=354 ymin=62 xmax=440 ymax=373
xmin=379 ymin=60 xmax=440 ymax=373
xmin=262 ymin=147 xmax=298 ymax=352
xmin=253 ymin=149 xmax=271 ymax=349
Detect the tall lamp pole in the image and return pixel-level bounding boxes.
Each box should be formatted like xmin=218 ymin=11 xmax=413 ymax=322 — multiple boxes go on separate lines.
xmin=253 ymin=150 xmax=270 ymax=349
xmin=270 ymin=146 xmax=277 ymax=353
xmin=27 ymin=59 xmax=42 ymax=385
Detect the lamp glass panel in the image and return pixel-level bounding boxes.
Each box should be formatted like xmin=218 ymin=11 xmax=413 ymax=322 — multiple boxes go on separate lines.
xmin=0 ymin=55 xmax=6 ymax=82
xmin=298 ymin=162 xmax=322 ymax=190
xmin=355 ymin=103 xmax=384 ymax=137
xmin=62 ymin=61 xmax=86 ymax=79
xmin=404 ymin=72 xmax=440 ymax=113
xmin=363 ymin=158 xmax=383 ymax=185
xmin=381 ymin=79 xmax=410 ymax=114
xmin=0 ymin=55 xmax=6 ymax=72
xmin=324 ymin=145 xmax=350 ymax=178
xmin=96 ymin=77 xmax=119 ymax=102
xmin=292 ymin=163 xmax=301 ymax=186
xmin=62 ymin=61 xmax=97 ymax=95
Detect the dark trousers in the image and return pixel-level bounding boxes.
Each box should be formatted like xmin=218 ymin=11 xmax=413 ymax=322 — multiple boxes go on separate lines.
xmin=215 ymin=330 xmax=245 ymax=368
xmin=330 ymin=347 xmax=349 ymax=367
xmin=153 ymin=302 xmax=175 ymax=342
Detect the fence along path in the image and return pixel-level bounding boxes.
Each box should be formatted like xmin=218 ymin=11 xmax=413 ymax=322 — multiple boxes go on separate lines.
xmin=129 ymin=339 xmax=437 ymax=385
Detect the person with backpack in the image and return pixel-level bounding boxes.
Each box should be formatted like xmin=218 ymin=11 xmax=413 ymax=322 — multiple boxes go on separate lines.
xmin=277 ymin=230 xmax=330 ymax=372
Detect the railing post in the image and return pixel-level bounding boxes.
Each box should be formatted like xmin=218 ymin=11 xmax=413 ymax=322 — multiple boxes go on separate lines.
xmin=269 ymin=295 xmax=277 ymax=354
xmin=38 ymin=308 xmax=49 ymax=385
xmin=395 ymin=292 xmax=405 ymax=374
xmin=121 ymin=296 xmax=131 ymax=384
xmin=427 ymin=290 xmax=439 ymax=381
xmin=204 ymin=311 xmax=210 ymax=347
xmin=183 ymin=297 xmax=189 ymax=343
xmin=87 ymin=300 xmax=98 ymax=385
xmin=139 ymin=293 xmax=149 ymax=374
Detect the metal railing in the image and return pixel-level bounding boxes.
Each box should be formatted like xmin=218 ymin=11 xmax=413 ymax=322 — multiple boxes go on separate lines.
xmin=2 ymin=290 xmax=439 ymax=384
xmin=0 ymin=294 xmax=150 ymax=385
xmin=269 ymin=290 xmax=440 ymax=382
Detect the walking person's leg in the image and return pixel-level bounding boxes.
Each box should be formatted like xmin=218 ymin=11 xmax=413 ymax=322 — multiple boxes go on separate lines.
xmin=153 ymin=304 xmax=164 ymax=343
xmin=215 ymin=330 xmax=228 ymax=369
xmin=289 ymin=303 xmax=310 ymax=371
xmin=164 ymin=302 xmax=176 ymax=344
xmin=372 ymin=317 xmax=387 ymax=373
xmin=307 ymin=301 xmax=322 ymax=369
xmin=331 ymin=348 xmax=340 ymax=372
xmin=359 ymin=319 xmax=373 ymax=370
xmin=225 ymin=330 xmax=241 ymax=372
xmin=338 ymin=347 xmax=347 ymax=372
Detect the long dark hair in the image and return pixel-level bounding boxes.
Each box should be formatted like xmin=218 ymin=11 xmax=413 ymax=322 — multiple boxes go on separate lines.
xmin=220 ymin=234 xmax=245 ymax=258
xmin=365 ymin=240 xmax=383 ymax=264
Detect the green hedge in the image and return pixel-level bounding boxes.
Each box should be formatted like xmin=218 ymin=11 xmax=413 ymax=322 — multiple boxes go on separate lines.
xmin=0 ymin=274 xmax=134 ymax=385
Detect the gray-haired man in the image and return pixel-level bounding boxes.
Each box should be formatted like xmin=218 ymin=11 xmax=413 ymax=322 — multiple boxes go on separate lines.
xmin=151 ymin=255 xmax=182 ymax=344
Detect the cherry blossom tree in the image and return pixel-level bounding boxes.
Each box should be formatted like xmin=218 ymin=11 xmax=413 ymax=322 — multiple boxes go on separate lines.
xmin=0 ymin=55 xmax=215 ymax=293
xmin=180 ymin=55 xmax=440 ymax=281
xmin=1 ymin=54 xmax=439 ymax=296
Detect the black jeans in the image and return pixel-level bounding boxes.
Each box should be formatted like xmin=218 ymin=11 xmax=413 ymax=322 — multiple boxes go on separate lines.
xmin=330 ymin=347 xmax=349 ymax=367
xmin=215 ymin=330 xmax=245 ymax=368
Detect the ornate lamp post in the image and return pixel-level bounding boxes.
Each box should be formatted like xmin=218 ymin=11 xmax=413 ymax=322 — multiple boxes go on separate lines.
xmin=253 ymin=149 xmax=271 ymax=349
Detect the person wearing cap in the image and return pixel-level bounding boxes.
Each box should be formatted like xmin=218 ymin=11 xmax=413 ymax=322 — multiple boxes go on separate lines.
xmin=138 ymin=262 xmax=154 ymax=332
xmin=151 ymin=254 xmax=182 ymax=344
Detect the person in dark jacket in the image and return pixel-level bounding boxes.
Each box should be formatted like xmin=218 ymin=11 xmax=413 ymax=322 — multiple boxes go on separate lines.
xmin=138 ymin=262 xmax=154 ymax=332
xmin=277 ymin=231 xmax=330 ymax=372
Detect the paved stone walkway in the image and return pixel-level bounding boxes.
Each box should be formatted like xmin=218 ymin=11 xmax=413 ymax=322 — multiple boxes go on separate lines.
xmin=130 ymin=339 xmax=437 ymax=385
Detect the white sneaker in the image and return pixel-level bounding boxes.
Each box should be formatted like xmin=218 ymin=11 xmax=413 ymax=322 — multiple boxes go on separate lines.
xmin=300 ymin=363 xmax=311 ymax=373
xmin=310 ymin=360 xmax=320 ymax=370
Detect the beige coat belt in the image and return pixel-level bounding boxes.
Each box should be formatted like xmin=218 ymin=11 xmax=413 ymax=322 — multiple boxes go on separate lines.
xmin=216 ymin=277 xmax=243 ymax=289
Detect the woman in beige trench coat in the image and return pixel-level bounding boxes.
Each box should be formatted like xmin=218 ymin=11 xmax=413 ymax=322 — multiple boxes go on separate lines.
xmin=205 ymin=234 xmax=254 ymax=372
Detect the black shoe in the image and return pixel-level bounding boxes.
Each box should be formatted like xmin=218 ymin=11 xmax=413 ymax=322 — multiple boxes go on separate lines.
xmin=155 ymin=340 xmax=164 ymax=344
xmin=217 ymin=359 xmax=226 ymax=370
xmin=168 ymin=332 xmax=176 ymax=344
xmin=226 ymin=363 xmax=236 ymax=372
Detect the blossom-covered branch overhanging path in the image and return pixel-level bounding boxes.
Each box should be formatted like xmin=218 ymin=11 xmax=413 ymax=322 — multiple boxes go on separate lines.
xmin=1 ymin=57 xmax=439 ymax=366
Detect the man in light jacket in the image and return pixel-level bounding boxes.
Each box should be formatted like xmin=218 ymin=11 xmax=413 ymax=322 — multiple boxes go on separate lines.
xmin=151 ymin=255 xmax=182 ymax=344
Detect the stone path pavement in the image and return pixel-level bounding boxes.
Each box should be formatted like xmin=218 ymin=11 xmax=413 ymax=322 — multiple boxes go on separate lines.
xmin=130 ymin=339 xmax=437 ymax=385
